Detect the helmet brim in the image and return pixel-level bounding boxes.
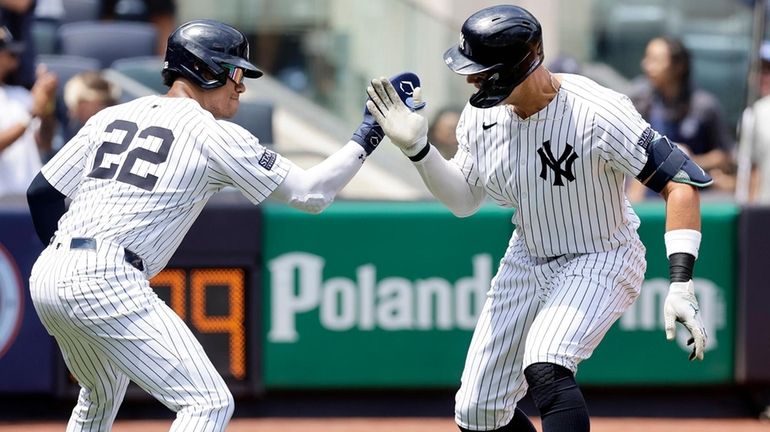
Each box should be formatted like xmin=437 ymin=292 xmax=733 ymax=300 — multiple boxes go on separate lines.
xmin=229 ymin=57 xmax=263 ymax=78
xmin=443 ymin=45 xmax=497 ymax=75
xmin=217 ymin=55 xmax=263 ymax=78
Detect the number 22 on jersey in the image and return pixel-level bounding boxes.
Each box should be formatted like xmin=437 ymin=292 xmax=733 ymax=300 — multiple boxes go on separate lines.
xmin=87 ymin=119 xmax=175 ymax=191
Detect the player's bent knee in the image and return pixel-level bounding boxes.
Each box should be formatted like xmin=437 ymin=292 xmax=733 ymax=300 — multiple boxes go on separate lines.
xmin=189 ymin=385 xmax=234 ymax=420
xmin=524 ymin=362 xmax=589 ymax=431
xmin=523 ymin=362 xmax=580 ymax=410
xmin=206 ymin=388 xmax=235 ymax=428
xmin=215 ymin=387 xmax=235 ymax=420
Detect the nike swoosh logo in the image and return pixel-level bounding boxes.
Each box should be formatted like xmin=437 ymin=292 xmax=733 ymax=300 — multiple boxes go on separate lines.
xmin=482 ymin=122 xmax=497 ymax=131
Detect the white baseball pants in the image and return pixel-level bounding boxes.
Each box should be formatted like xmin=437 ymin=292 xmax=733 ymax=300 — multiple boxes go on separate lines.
xmin=455 ymin=233 xmax=646 ymax=430
xmin=29 ymin=235 xmax=233 ymax=432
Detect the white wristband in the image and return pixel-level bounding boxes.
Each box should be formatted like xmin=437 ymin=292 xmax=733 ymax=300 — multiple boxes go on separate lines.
xmin=664 ymin=229 xmax=701 ymax=259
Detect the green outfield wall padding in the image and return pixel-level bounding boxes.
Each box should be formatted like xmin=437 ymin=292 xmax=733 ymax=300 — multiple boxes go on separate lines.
xmin=261 ymin=202 xmax=738 ymax=388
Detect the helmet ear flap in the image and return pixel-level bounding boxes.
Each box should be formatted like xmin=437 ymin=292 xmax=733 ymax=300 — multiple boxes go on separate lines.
xmin=468 ymin=46 xmax=544 ymax=109
xmin=165 ymin=45 xmax=227 ymax=89
xmin=190 ymin=61 xmax=228 ymax=89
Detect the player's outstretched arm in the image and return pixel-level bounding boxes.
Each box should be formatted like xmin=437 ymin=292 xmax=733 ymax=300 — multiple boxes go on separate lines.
xmin=366 ymin=78 xmax=484 ymax=217
xmin=268 ymin=73 xmax=425 ymax=214
xmin=269 ymin=142 xmax=368 ymax=214
xmin=660 ymin=181 xmax=707 ymax=361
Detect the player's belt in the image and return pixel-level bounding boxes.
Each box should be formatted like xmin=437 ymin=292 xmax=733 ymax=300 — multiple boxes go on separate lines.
xmin=68 ymin=237 xmax=145 ymax=272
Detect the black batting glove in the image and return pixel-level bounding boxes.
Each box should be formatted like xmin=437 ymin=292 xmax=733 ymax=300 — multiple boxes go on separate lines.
xmin=351 ymin=111 xmax=385 ymax=155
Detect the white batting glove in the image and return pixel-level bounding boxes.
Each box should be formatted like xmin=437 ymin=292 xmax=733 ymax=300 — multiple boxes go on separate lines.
xmin=366 ymin=78 xmax=428 ymax=157
xmin=664 ymin=280 xmax=707 ymax=361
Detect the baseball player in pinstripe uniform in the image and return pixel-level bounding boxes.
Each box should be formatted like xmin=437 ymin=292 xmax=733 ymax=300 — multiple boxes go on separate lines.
xmin=367 ymin=5 xmax=711 ymax=432
xmin=25 ymin=19 xmax=419 ymax=431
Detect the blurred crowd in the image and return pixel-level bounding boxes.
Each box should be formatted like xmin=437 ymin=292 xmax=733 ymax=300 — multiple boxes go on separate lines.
xmin=622 ymin=35 xmax=770 ymax=204
xmin=2 ymin=1 xmax=770 ymax=205
xmin=0 ymin=23 xmax=56 ymax=198
xmin=0 ymin=0 xmax=172 ymax=200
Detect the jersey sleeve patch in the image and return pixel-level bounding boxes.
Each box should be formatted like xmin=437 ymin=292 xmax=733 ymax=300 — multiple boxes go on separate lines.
xmin=259 ymin=149 xmax=277 ymax=170
xmin=637 ymin=126 xmax=654 ymax=150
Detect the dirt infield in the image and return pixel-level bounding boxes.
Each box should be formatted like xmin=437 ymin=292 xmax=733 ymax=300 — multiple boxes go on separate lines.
xmin=2 ymin=417 xmax=769 ymax=431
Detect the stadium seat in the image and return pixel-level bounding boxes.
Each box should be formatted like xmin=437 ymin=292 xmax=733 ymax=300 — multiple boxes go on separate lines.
xmin=110 ymin=56 xmax=166 ymax=94
xmin=58 ymin=21 xmax=157 ymax=68
xmin=597 ymin=5 xmax=667 ymax=79
xmin=230 ymin=101 xmax=275 ymax=145
xmin=31 ymin=18 xmax=59 ymax=55
xmin=60 ymin=0 xmax=100 ymax=24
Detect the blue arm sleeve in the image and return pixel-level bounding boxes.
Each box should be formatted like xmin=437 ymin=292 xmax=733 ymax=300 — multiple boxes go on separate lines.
xmin=26 ymin=172 xmax=66 ymax=245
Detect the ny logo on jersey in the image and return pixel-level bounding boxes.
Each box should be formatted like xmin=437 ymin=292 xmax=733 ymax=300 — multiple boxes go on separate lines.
xmin=537 ymin=140 xmax=579 ymax=186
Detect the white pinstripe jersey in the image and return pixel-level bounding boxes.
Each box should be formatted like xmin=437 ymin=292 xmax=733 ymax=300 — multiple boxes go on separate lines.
xmin=41 ymin=95 xmax=290 ymax=277
xmin=453 ymin=74 xmax=651 ymax=257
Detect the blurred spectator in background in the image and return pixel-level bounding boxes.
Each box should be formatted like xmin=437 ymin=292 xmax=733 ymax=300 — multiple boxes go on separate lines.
xmin=101 ymin=0 xmax=176 ymax=55
xmin=428 ymin=107 xmax=462 ymax=159
xmin=632 ymin=36 xmax=734 ymax=170
xmin=0 ymin=25 xmax=57 ymax=198
xmin=627 ymin=36 xmax=734 ymax=201
xmin=61 ymin=70 xmax=120 ymax=142
xmin=0 ymin=0 xmax=35 ymax=88
xmin=734 ymin=41 xmax=770 ymax=203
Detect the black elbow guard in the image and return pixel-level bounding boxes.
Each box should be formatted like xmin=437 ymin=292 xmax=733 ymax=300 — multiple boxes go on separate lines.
xmin=635 ymin=128 xmax=714 ymax=193
xmin=26 ymin=172 xmax=67 ymax=245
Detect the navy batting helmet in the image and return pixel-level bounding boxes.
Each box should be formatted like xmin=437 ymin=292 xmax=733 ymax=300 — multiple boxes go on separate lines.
xmin=443 ymin=5 xmax=544 ymax=108
xmin=162 ymin=19 xmax=263 ymax=89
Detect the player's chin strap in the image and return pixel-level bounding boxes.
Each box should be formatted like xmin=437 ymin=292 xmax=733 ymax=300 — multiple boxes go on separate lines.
xmin=635 ymin=128 xmax=713 ymax=193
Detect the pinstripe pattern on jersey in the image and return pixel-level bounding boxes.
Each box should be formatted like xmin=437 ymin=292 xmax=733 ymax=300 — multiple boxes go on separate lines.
xmin=450 ymin=73 xmax=654 ymax=431
xmin=30 ymin=236 xmax=233 ymax=431
xmin=453 ymin=74 xmax=650 ymax=258
xmin=454 ymin=233 xmax=646 ymax=430
xmin=41 ymin=95 xmax=289 ymax=277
